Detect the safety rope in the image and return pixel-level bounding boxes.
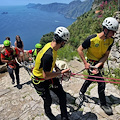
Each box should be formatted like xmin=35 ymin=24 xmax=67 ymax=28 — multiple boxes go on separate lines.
xmin=15 ymin=57 xmax=34 ymax=75
xmin=71 ymin=71 xmax=120 ymax=84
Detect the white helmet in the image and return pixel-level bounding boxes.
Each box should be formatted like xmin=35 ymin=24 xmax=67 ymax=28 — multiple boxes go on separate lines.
xmin=54 ymin=26 xmax=70 ymax=41
xmin=102 ymin=17 xmax=119 ymax=31
xmin=56 ymin=60 xmax=69 ymax=70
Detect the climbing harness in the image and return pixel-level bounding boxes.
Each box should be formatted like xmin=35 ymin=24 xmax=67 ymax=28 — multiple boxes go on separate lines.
xmin=31 ymin=74 xmax=45 ymax=85
xmin=8 ymin=63 xmax=16 ymax=69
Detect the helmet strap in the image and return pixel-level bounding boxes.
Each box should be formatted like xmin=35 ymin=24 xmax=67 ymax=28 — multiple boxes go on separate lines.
xmin=54 ymin=34 xmax=64 ymax=44
xmin=60 ymin=42 xmax=65 ymax=48
xmin=103 ymin=27 xmax=109 ymax=39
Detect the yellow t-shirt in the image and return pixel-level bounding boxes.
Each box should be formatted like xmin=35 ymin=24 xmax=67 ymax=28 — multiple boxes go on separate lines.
xmin=82 ymin=34 xmax=114 ymax=61
xmin=33 ymin=42 xmax=57 ymax=78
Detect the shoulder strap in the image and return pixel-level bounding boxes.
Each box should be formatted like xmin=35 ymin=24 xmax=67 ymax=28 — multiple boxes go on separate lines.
xmin=32 ymin=49 xmax=35 ymax=54
xmin=12 ymin=47 xmax=16 ymax=55
xmin=1 ymin=49 xmax=5 ymax=55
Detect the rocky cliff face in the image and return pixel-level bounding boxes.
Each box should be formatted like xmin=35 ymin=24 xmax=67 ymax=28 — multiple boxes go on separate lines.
xmin=60 ymin=0 xmax=94 ymax=19
xmin=106 ymin=12 xmax=120 ymax=71
xmin=0 ymin=59 xmax=120 ymax=120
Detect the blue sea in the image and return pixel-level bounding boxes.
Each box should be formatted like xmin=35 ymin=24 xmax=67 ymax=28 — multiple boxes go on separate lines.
xmin=0 ymin=6 xmax=75 ymax=50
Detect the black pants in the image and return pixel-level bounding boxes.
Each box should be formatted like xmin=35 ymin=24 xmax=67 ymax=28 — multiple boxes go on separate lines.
xmin=80 ymin=60 xmax=106 ymax=105
xmin=32 ymin=78 xmax=68 ymax=120
xmin=7 ymin=64 xmax=20 ymax=85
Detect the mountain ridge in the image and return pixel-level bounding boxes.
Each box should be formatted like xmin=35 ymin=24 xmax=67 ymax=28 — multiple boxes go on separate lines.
xmin=26 ymin=0 xmax=94 ymax=19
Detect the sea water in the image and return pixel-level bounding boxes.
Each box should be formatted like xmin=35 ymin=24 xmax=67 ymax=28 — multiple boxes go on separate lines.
xmin=0 ymin=6 xmax=75 ymax=50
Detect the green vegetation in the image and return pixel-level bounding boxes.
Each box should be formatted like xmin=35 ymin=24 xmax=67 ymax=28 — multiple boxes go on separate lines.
xmin=40 ymin=32 xmax=53 ymax=47
xmin=68 ymin=0 xmax=118 ymax=49
xmin=103 ymin=68 xmax=120 ymax=88
xmin=40 ymin=0 xmax=118 ymax=61
xmin=86 ymin=84 xmax=96 ymax=95
xmin=57 ymin=44 xmax=80 ymax=61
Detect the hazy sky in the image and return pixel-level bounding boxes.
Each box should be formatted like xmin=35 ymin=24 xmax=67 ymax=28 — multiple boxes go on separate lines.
xmin=0 ymin=0 xmax=85 ymax=6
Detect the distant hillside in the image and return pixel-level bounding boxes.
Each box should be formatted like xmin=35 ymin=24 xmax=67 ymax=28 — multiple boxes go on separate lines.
xmin=60 ymin=0 xmax=94 ymax=19
xmin=26 ymin=3 xmax=67 ymax=12
xmin=68 ymin=0 xmax=119 ymax=47
xmin=26 ymin=0 xmax=94 ymax=19
xmin=39 ymin=0 xmax=119 ymax=60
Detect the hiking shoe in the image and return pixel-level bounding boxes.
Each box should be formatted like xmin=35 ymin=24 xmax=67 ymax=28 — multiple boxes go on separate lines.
xmin=75 ymin=93 xmax=85 ymax=106
xmin=17 ymin=84 xmax=22 ymax=89
xmin=12 ymin=80 xmax=15 ymax=84
xmin=100 ymin=105 xmax=113 ymax=115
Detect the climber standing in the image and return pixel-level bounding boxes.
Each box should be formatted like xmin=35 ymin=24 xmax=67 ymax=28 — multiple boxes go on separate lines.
xmin=31 ymin=26 xmax=71 ymax=120
xmin=76 ymin=17 xmax=119 ymax=115
xmin=1 ymin=40 xmax=21 ymax=89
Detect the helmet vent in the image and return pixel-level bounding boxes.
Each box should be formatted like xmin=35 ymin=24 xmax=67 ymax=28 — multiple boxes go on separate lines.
xmin=54 ymin=26 xmax=70 ymax=41
xmin=59 ymin=30 xmax=62 ymax=32
xmin=102 ymin=17 xmax=119 ymax=31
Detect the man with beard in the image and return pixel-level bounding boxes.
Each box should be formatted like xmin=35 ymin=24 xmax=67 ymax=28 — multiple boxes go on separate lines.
xmin=31 ymin=27 xmax=70 ymax=120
